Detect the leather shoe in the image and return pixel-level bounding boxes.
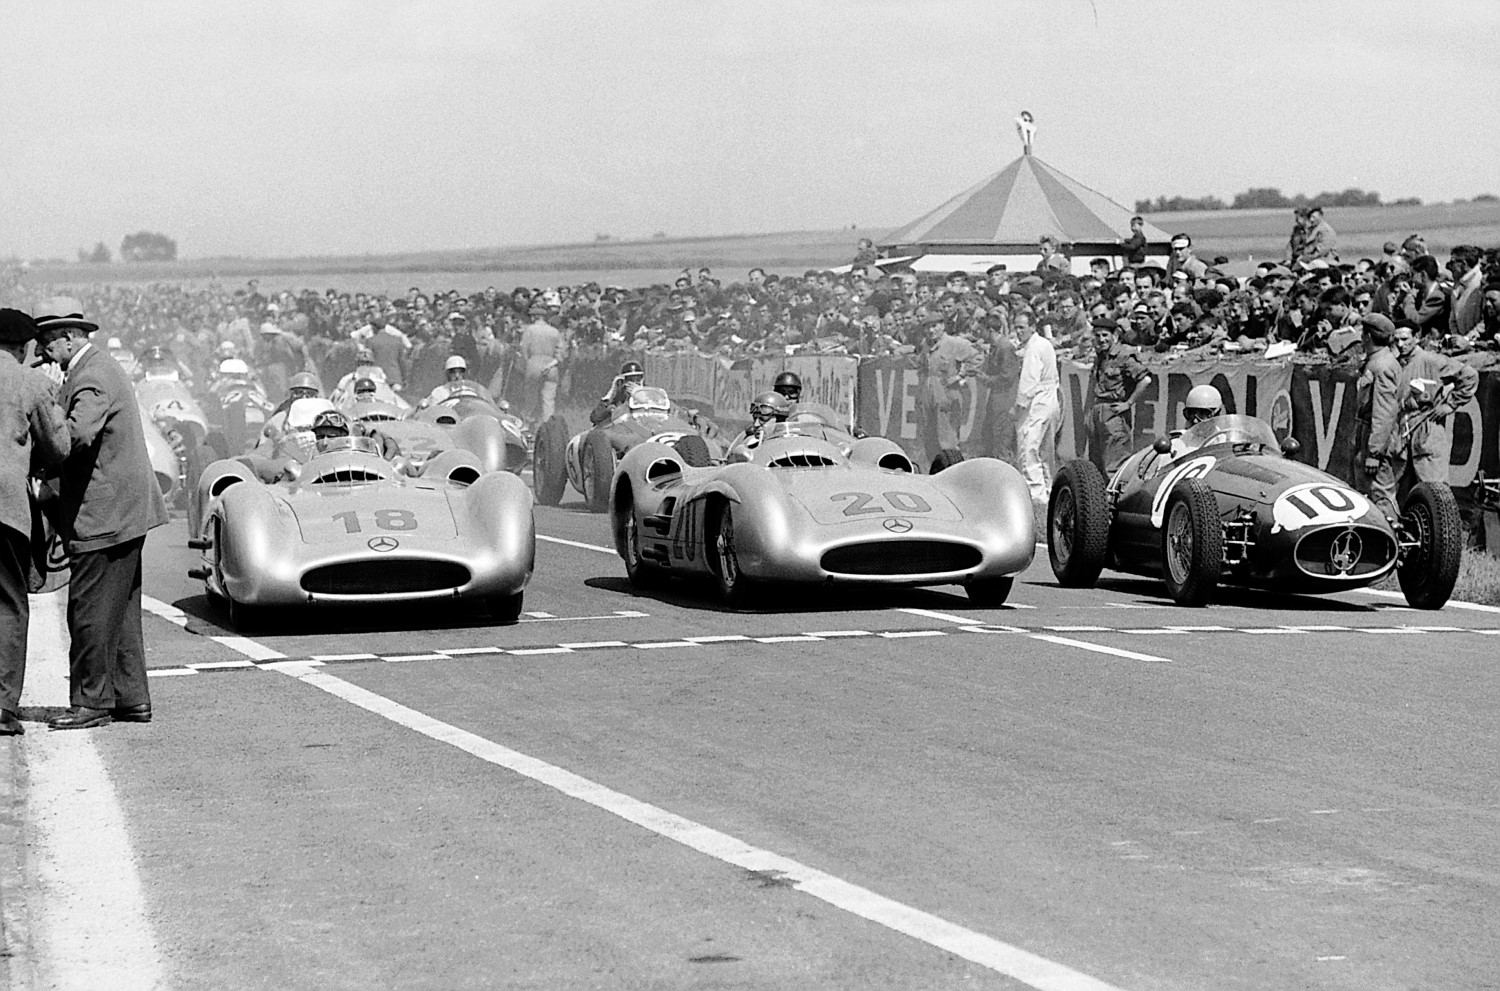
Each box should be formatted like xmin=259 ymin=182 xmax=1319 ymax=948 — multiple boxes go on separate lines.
xmin=48 ymin=707 xmax=112 ymax=730
xmin=111 ymin=703 xmax=152 ymax=723
xmin=0 ymin=710 xmax=23 ymax=736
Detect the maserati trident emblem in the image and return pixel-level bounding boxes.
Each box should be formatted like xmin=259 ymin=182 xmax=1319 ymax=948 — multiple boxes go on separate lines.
xmin=883 ymin=518 xmax=913 ymax=533
xmin=368 ymin=536 xmax=399 ymax=552
xmin=1328 ymin=528 xmax=1361 ymax=575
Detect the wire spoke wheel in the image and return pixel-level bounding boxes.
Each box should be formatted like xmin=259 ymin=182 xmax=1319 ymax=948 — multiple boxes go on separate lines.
xmin=715 ymin=507 xmax=739 ymax=592
xmin=1166 ymin=502 xmax=1193 ymax=585
xmin=1051 ymin=487 xmax=1076 ymax=565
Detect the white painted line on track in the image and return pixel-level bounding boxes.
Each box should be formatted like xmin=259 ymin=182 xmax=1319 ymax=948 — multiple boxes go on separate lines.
xmin=1028 ymin=635 xmax=1172 ymax=663
xmin=558 ymin=641 xmax=630 ymax=650
xmin=518 ymin=610 xmax=650 ymax=623
xmin=142 ymin=593 xmax=288 ymax=661
xmin=536 ymin=534 xmax=616 ymax=554
xmin=804 ymin=630 xmax=873 ymax=638
xmin=438 ymin=647 xmax=506 ymax=656
xmin=879 ymin=629 xmax=947 ymax=639
xmin=755 ymin=634 xmax=825 ymax=643
xmin=523 ymin=610 xmax=556 ymax=618
xmin=1355 ymin=587 xmax=1500 ymax=613
xmin=25 ymin=592 xmax=164 ymax=991
xmin=269 ymin=660 xmax=1128 ymax=991
xmin=312 ymin=653 xmax=380 ymax=661
xmin=186 ymin=659 xmax=257 ymax=670
xmin=898 ymin=607 xmax=978 ymax=624
xmin=684 ymin=634 xmax=752 ymax=643
xmin=384 ymin=653 xmax=450 ymax=662
xmin=506 ymin=647 xmax=575 ymax=656
xmin=1046 ymin=626 xmax=1112 ymax=632
xmin=632 ymin=640 xmax=698 ymax=649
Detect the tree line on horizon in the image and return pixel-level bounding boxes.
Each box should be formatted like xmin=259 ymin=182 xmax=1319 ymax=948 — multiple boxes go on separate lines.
xmin=1134 ymin=187 xmax=1431 ymax=213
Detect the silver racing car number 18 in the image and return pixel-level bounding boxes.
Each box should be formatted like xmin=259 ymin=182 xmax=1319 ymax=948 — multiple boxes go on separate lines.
xmin=331 ymin=509 xmax=419 ymax=533
xmin=830 ymin=491 xmax=932 ymax=516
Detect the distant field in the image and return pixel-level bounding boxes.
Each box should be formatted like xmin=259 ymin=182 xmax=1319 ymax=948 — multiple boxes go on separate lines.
xmin=18 ymin=201 xmax=1499 ymax=294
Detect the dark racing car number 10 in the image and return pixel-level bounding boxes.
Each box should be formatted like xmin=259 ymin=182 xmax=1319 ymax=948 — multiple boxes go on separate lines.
xmin=831 ymin=491 xmax=932 ymax=516
xmin=331 ymin=509 xmax=419 ymax=533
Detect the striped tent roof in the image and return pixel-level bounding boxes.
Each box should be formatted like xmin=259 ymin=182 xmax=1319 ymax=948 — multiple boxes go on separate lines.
xmin=881 ymin=153 xmax=1170 ymax=249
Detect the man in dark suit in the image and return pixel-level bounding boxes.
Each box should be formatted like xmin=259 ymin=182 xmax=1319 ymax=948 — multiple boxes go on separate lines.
xmin=35 ymin=298 xmax=169 ymax=730
xmin=0 ymin=310 xmax=70 ymax=735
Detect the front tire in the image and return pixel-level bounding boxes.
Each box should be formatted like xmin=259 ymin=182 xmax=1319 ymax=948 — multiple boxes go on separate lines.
xmin=622 ymin=511 xmax=665 ymax=588
xmin=532 ymin=416 xmax=570 ymax=506
xmin=582 ymin=437 xmax=615 ymax=513
xmin=966 ymin=576 xmax=1014 ymax=607
xmin=709 ymin=501 xmax=757 ymax=608
xmin=227 ymin=598 xmax=269 ymax=633
xmin=1160 ymin=479 xmax=1222 ymax=607
xmin=1048 ymin=460 xmax=1110 ymax=588
xmin=488 ymin=591 xmax=524 ymax=624
xmin=674 ymin=434 xmax=713 ymax=467
xmin=1397 ymin=482 xmax=1462 ymax=609
xmin=930 ymin=447 xmax=964 ymax=475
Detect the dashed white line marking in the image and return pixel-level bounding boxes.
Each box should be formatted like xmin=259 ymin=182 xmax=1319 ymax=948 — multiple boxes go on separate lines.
xmin=271 ymin=661 xmax=1128 ymax=991
xmin=536 ymin=534 xmax=616 ymax=554
xmin=438 ymin=647 xmax=505 ymax=656
xmin=507 ymin=647 xmax=574 ymax=656
xmin=683 ymin=634 xmax=752 ymax=643
xmin=383 ymin=652 xmax=450 ymax=662
xmin=1028 ymin=635 xmax=1172 ymax=663
xmin=1044 ymin=626 xmax=1112 ymax=632
xmin=558 ymin=641 xmax=630 ymax=650
xmin=146 ymin=668 xmax=196 ymax=678
xmin=1308 ymin=809 xmax=1340 ymax=815
xmin=879 ymin=630 xmax=947 ymax=639
xmin=754 ymin=635 xmax=825 ymax=643
xmin=186 ymin=660 xmax=256 ymax=670
xmin=523 ymin=610 xmax=556 ymax=618
xmin=311 ymin=653 xmax=380 ymax=661
xmin=804 ymin=630 xmax=873 ymax=638
xmin=632 ymin=641 xmax=698 ymax=649
xmin=897 ymin=607 xmax=978 ymax=624
xmin=1165 ymin=625 xmax=1231 ymax=632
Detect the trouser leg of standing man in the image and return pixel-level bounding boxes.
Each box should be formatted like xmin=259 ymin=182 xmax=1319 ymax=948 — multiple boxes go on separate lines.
xmin=64 ymin=536 xmax=151 ymax=723
xmin=1087 ymin=403 xmax=1134 ymax=475
xmin=0 ymin=526 xmax=31 ymax=733
xmin=1017 ymin=405 xmax=1060 ymax=504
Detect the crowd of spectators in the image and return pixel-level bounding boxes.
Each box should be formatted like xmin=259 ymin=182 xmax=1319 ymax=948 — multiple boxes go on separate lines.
xmin=5 ymin=213 xmax=1498 ymax=419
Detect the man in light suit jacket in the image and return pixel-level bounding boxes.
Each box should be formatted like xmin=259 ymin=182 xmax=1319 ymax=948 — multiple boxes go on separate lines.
xmin=0 ymin=310 xmax=70 ymax=735
xmin=35 ymin=298 xmax=169 ymax=730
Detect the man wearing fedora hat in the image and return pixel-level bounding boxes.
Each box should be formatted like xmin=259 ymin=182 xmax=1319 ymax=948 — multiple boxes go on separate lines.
xmin=34 ymin=297 xmax=168 ymax=730
xmin=0 ymin=309 xmax=71 ymax=735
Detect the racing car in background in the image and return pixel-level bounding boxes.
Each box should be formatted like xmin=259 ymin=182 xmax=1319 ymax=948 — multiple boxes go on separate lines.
xmin=533 ymin=386 xmax=723 ymax=511
xmin=137 ymin=374 xmax=213 ymax=503
xmin=1047 ymin=413 xmax=1463 ymax=608
xmin=608 ymin=422 xmax=1034 ymax=606
xmin=349 ymin=390 xmax=530 ymax=475
xmin=188 ymin=436 xmax=535 ymax=630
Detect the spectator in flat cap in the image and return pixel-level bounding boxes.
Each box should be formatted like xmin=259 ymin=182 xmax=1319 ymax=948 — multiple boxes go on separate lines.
xmin=0 ymin=309 xmax=70 ymax=735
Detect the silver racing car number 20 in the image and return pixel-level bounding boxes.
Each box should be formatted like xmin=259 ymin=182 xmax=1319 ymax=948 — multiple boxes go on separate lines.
xmin=830 ymin=491 xmax=933 ymax=516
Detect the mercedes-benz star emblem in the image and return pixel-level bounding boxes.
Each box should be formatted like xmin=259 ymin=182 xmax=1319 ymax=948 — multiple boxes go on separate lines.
xmin=883 ymin=518 xmax=913 ymax=533
xmin=368 ymin=536 xmax=399 ymax=552
xmin=1328 ymin=528 xmax=1361 ymax=575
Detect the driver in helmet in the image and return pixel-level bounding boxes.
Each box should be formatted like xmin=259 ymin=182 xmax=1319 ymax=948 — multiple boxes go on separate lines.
xmin=140 ymin=344 xmax=192 ymax=382
xmin=1167 ymin=384 xmax=1228 ymax=458
xmin=310 ymin=409 xmax=354 ymax=452
xmin=772 ymin=368 xmax=866 ymax=438
xmin=352 ymin=377 xmax=379 ymax=402
xmin=727 ymin=391 xmax=792 ymax=461
xmin=417 ymin=355 xmax=495 ymax=409
xmin=262 ymin=371 xmax=325 ymax=442
xmin=590 ymin=360 xmax=647 ymax=424
xmin=773 ymin=370 xmax=801 ymax=402
xmin=331 ymin=346 xmax=411 ymax=410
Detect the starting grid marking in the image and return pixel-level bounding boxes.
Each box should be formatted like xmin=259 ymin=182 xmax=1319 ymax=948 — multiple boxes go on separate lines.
xmin=145 ymin=622 xmax=1500 ymax=677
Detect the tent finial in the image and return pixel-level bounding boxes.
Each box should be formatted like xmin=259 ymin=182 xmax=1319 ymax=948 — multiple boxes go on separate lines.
xmin=1015 ymin=110 xmax=1035 ymax=156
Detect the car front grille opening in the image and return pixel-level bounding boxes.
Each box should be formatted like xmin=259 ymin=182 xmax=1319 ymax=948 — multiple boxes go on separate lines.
xmin=1294 ymin=526 xmax=1395 ymax=578
xmin=821 ymin=540 xmax=981 ymax=576
xmin=301 ymin=560 xmax=471 ymax=595
xmin=769 ymin=453 xmax=839 ymax=468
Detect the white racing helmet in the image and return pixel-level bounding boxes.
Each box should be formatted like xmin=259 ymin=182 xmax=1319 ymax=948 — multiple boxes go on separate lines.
xmin=1183 ymin=384 xmax=1225 ymax=426
xmin=218 ymin=358 xmax=251 ymax=377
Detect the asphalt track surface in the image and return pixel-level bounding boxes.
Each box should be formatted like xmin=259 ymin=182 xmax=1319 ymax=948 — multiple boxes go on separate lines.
xmin=10 ymin=486 xmax=1500 ymax=991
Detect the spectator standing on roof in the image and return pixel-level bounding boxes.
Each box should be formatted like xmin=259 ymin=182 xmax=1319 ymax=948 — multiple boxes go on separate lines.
xmin=1166 ymin=233 xmax=1208 ymax=281
xmin=1121 ymin=216 xmax=1148 ymax=267
xmin=1297 ymin=205 xmax=1338 ymax=264
xmin=1037 ymin=236 xmax=1069 ymax=274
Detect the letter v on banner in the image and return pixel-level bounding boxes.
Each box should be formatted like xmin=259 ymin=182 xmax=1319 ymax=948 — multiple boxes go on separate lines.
xmin=873 ymin=367 xmax=899 ymax=437
xmin=1308 ymin=379 xmax=1345 ymax=470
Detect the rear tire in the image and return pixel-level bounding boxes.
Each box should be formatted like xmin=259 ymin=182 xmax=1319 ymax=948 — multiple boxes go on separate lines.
xmin=673 ymin=434 xmax=713 ymax=467
xmin=488 ymin=591 xmax=524 ymax=624
xmin=1397 ymin=482 xmax=1462 ymax=609
xmin=583 ymin=437 xmax=615 ymax=513
xmin=532 ymin=416 xmax=570 ymax=506
xmin=709 ymin=501 xmax=758 ymax=608
xmin=1160 ymin=479 xmax=1222 ymax=607
xmin=966 ymin=576 xmax=1014 ymax=607
xmin=930 ymin=447 xmax=964 ymax=475
xmin=1048 ymin=460 xmax=1110 ymax=588
xmin=227 ymin=598 xmax=269 ymax=633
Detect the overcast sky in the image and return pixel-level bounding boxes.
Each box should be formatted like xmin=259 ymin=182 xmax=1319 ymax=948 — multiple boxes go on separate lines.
xmin=2 ymin=0 xmax=1494 ymax=260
